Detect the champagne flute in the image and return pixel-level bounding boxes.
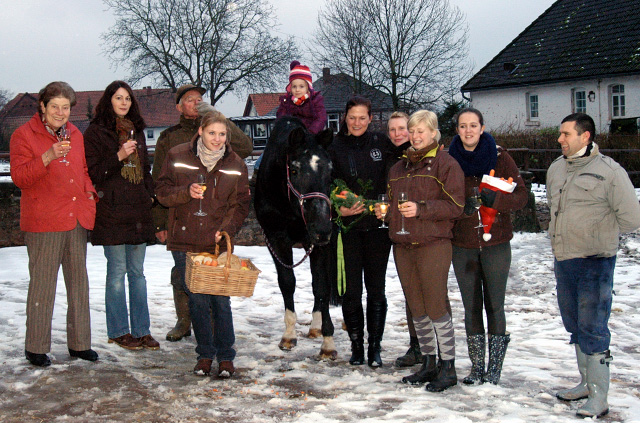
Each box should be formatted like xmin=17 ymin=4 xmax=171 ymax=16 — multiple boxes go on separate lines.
xmin=194 ymin=174 xmax=208 ymax=216
xmin=396 ymin=192 xmax=410 ymax=235
xmin=59 ymin=126 xmax=70 ymax=164
xmin=124 ymin=130 xmax=136 ymax=168
xmin=472 ymin=187 xmax=486 ymax=229
xmin=378 ymin=194 xmax=389 ymax=228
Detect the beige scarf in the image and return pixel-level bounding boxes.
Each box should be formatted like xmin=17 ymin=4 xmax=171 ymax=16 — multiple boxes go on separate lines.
xmin=197 ymin=137 xmax=226 ymax=172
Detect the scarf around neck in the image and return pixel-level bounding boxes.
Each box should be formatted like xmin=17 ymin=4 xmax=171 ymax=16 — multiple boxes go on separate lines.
xmin=448 ymin=132 xmax=498 ymax=177
xmin=292 ymin=92 xmax=310 ymax=106
xmin=197 ymin=137 xmax=226 ymax=172
xmin=406 ymin=141 xmax=439 ymax=164
xmin=116 ymin=117 xmax=143 ymax=184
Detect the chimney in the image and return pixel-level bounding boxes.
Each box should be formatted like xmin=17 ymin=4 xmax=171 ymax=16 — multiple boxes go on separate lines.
xmin=323 ymin=68 xmax=330 ymax=80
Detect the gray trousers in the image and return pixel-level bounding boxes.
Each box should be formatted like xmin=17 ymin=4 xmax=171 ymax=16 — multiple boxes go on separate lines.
xmin=24 ymin=224 xmax=92 ymax=353
xmin=452 ymin=242 xmax=511 ymax=336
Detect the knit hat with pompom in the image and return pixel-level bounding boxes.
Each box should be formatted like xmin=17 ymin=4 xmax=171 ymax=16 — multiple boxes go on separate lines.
xmin=287 ymin=60 xmax=313 ymax=92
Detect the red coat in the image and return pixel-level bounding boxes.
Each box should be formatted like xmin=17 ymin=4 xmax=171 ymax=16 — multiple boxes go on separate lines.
xmin=10 ymin=114 xmax=97 ymax=232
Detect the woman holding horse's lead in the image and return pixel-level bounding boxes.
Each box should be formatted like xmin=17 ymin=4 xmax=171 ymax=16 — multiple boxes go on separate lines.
xmin=328 ymin=96 xmax=395 ymax=367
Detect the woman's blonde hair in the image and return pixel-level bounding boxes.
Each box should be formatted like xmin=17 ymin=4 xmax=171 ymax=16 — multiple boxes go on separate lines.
xmin=200 ymin=110 xmax=229 ymax=133
xmin=408 ymin=109 xmax=441 ymax=142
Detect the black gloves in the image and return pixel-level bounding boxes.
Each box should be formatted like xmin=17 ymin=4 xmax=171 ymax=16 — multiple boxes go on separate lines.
xmin=464 ymin=197 xmax=477 ymax=215
xmin=480 ymin=188 xmax=496 ymax=209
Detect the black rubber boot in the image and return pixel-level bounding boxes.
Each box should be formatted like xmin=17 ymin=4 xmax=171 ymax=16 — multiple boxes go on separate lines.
xmin=401 ymin=354 xmax=438 ymax=385
xmin=483 ymin=334 xmax=510 ymax=384
xmin=344 ymin=302 xmax=365 ymax=365
xmin=395 ymin=336 xmax=424 ymax=367
xmin=348 ymin=331 xmax=365 ymax=365
xmin=367 ymin=300 xmax=387 ymax=368
xmin=463 ymin=334 xmax=485 ymax=385
xmin=426 ymin=359 xmax=457 ymax=392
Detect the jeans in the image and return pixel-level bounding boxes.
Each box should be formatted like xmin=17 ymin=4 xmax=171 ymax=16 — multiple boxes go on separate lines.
xmin=171 ymin=250 xmax=186 ymax=290
xmin=554 ymin=256 xmax=616 ymax=355
xmin=104 ymin=244 xmax=151 ymax=339
xmin=175 ymin=252 xmax=236 ymax=362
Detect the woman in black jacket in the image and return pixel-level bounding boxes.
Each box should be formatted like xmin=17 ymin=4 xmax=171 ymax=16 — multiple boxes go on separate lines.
xmin=84 ymin=81 xmax=158 ymax=351
xmin=328 ymin=96 xmax=394 ymax=367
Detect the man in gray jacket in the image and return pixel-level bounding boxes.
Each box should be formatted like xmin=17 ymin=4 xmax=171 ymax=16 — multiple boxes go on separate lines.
xmin=547 ymin=113 xmax=640 ymax=419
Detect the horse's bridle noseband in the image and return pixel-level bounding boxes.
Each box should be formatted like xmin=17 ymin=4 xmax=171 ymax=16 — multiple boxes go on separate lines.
xmin=286 ymin=157 xmax=332 ymax=226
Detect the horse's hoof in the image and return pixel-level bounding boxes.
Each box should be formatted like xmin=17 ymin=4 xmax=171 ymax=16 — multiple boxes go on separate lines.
xmin=307 ymin=328 xmax=322 ymax=339
xmin=318 ymin=349 xmax=338 ymax=361
xmin=278 ymin=338 xmax=297 ymax=351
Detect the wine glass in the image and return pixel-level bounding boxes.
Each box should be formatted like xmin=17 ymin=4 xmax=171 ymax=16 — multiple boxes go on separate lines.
xmin=124 ymin=130 xmax=137 ymax=168
xmin=396 ymin=192 xmax=410 ymax=235
xmin=472 ymin=187 xmax=486 ymax=229
xmin=378 ymin=194 xmax=389 ymax=228
xmin=193 ymin=174 xmax=208 ymax=216
xmin=59 ymin=127 xmax=70 ymax=164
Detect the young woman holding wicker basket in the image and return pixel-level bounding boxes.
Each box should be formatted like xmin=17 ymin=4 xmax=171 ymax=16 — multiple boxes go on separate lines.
xmin=155 ymin=110 xmax=251 ymax=377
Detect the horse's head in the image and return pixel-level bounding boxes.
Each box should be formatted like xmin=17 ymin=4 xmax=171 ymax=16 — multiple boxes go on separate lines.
xmin=286 ymin=126 xmax=334 ymax=246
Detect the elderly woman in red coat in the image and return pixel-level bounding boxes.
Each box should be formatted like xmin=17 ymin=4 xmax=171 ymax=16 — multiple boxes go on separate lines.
xmin=10 ymin=81 xmax=98 ymax=367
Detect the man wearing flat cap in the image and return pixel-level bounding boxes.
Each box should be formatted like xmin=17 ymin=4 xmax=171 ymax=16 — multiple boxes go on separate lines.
xmin=152 ymin=84 xmax=252 ymax=342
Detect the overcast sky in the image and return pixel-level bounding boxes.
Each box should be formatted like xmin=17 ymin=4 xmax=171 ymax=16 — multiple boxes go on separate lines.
xmin=1 ymin=0 xmax=556 ymax=116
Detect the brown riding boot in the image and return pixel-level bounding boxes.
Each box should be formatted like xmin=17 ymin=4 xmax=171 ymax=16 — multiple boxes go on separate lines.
xmin=166 ymin=286 xmax=192 ymax=342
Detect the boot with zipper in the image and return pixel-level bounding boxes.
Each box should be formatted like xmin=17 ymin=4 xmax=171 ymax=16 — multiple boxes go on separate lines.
xmin=576 ymin=350 xmax=611 ymax=418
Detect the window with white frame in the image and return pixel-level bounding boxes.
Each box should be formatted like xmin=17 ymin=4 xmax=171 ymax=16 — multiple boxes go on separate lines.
xmin=146 ymin=129 xmax=154 ymax=139
xmin=572 ymin=89 xmax=586 ymax=114
xmin=526 ymin=93 xmax=539 ymax=120
xmin=327 ymin=113 xmax=340 ymax=133
xmin=610 ymin=84 xmax=625 ymax=118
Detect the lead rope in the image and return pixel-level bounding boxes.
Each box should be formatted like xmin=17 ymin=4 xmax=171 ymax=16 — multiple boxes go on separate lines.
xmin=262 ymin=229 xmax=314 ymax=269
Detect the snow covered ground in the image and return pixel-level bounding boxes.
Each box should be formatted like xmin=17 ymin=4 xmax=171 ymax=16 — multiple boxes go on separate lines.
xmin=1 ymin=163 xmax=639 ymax=422
xmin=1 ymin=229 xmax=640 ymax=422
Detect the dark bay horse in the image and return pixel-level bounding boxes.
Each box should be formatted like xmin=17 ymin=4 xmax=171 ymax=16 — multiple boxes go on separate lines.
xmin=254 ymin=117 xmax=338 ymax=359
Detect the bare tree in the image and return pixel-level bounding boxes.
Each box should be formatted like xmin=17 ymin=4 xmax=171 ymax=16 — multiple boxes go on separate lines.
xmin=313 ymin=0 xmax=472 ymax=110
xmin=102 ymin=0 xmax=297 ymax=104
xmin=0 ymin=88 xmax=12 ymax=111
xmin=0 ymin=88 xmax=15 ymax=151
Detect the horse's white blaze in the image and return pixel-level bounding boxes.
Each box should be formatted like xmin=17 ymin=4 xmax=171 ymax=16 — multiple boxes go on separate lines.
xmin=321 ymin=336 xmax=336 ymax=352
xmin=283 ymin=309 xmax=297 ymax=339
xmin=310 ymin=155 xmax=320 ymax=172
xmin=310 ymin=311 xmax=322 ymax=331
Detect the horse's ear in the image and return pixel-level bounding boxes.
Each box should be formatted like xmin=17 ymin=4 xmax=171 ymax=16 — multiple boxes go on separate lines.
xmin=287 ymin=127 xmax=307 ymax=152
xmin=316 ymin=128 xmax=333 ymax=150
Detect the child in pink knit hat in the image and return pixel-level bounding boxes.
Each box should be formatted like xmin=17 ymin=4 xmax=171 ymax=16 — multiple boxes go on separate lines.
xmin=276 ymin=60 xmax=327 ymax=134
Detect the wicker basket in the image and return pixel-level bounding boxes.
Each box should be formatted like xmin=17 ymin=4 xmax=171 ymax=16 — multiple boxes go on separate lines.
xmin=185 ymin=231 xmax=260 ymax=297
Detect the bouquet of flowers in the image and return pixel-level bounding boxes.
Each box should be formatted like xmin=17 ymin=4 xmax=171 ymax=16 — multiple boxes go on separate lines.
xmin=330 ymin=179 xmax=376 ymax=218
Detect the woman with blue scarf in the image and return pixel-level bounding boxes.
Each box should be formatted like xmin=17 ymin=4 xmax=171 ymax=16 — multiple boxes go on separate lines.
xmin=448 ymin=108 xmax=527 ymax=385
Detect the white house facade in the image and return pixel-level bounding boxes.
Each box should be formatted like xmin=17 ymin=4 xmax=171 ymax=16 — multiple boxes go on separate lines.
xmin=469 ymin=75 xmax=640 ymax=133
xmin=461 ymin=0 xmax=640 ymax=134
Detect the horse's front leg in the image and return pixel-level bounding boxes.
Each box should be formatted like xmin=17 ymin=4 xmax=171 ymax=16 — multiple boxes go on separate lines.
xmin=310 ymin=245 xmax=337 ymax=360
xmin=271 ymin=242 xmax=298 ymax=351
